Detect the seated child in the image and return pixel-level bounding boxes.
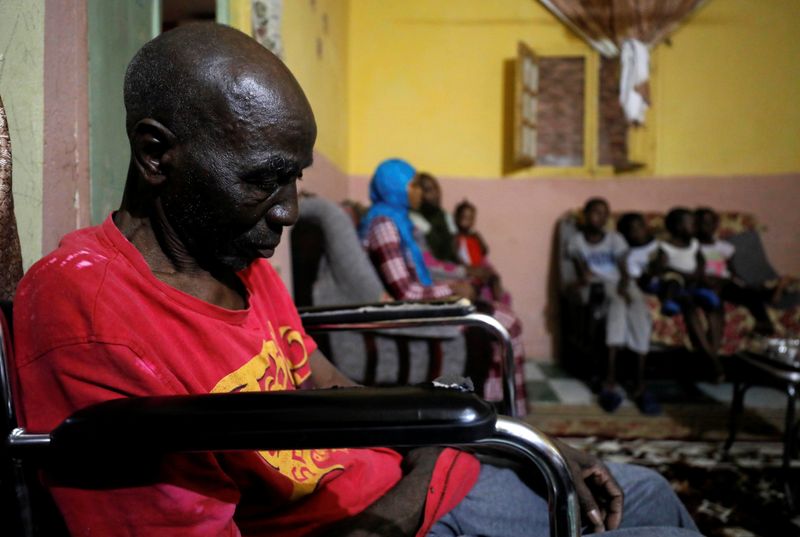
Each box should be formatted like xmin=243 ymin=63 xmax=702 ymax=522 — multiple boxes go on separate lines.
xmin=454 ymin=200 xmax=488 ymax=267
xmin=567 ymin=198 xmax=657 ymax=414
xmin=453 ymin=199 xmax=508 ymax=305
xmin=695 ymin=207 xmax=774 ymax=335
xmin=616 ymin=212 xmax=661 ymax=293
xmin=660 ymin=207 xmax=725 ymax=381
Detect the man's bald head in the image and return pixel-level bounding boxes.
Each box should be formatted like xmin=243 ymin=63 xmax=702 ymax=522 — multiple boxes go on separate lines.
xmin=120 ymin=24 xmax=316 ymax=272
xmin=124 ymin=23 xmax=315 ymax=145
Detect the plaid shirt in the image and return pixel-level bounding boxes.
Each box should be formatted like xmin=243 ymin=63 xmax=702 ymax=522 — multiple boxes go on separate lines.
xmin=364 ymin=216 xmax=453 ymax=301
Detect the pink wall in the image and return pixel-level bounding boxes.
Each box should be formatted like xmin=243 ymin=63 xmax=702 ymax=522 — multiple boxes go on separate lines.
xmin=348 ymin=173 xmax=800 ymax=359
xmin=271 ymin=150 xmax=351 ymax=289
xmin=43 ymin=0 xmax=90 ymax=254
xmin=302 ymin=150 xmax=350 ymax=201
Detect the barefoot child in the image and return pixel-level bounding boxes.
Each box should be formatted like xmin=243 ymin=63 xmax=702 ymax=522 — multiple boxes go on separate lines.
xmin=660 ymin=207 xmax=725 ymax=381
xmin=695 ymin=207 xmax=774 ymax=335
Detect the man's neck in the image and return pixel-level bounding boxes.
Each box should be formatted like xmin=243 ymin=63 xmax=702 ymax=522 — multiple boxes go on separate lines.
xmin=113 ymin=208 xmax=248 ymax=310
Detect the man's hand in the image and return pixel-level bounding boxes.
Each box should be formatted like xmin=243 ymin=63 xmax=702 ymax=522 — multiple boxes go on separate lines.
xmin=554 ymin=439 xmax=624 ymax=533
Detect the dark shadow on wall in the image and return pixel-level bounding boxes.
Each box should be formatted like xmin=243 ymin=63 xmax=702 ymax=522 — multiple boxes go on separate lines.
xmin=544 ymin=217 xmax=562 ymax=365
xmin=501 ymin=58 xmax=525 ymax=176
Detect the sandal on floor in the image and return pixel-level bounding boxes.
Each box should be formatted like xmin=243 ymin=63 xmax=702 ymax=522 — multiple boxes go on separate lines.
xmin=635 ymin=390 xmax=662 ymax=416
xmin=598 ymin=387 xmax=624 ymax=413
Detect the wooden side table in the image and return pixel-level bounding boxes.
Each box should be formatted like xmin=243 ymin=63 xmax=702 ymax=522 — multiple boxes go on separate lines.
xmin=724 ymin=351 xmax=800 ymax=509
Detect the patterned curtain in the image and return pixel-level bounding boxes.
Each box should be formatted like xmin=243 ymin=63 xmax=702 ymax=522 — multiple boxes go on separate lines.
xmin=539 ymin=0 xmax=708 ymax=123
xmin=539 ymin=0 xmax=707 ymax=54
xmin=0 ymin=95 xmax=24 ymax=301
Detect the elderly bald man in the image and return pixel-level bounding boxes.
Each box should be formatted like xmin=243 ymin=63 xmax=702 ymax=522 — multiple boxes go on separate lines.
xmin=13 ymin=24 xmax=702 ymax=537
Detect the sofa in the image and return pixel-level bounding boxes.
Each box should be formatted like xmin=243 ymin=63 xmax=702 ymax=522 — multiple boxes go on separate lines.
xmin=556 ymin=209 xmax=800 ymax=366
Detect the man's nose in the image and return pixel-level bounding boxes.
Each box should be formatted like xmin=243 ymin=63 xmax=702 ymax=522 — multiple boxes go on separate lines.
xmin=268 ymin=183 xmax=299 ymax=227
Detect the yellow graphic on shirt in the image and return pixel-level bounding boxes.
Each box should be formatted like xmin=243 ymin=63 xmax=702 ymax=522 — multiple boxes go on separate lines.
xmin=211 ymin=322 xmax=345 ymax=500
xmin=259 ymin=448 xmax=346 ymax=500
xmin=279 ymin=325 xmax=311 ymax=385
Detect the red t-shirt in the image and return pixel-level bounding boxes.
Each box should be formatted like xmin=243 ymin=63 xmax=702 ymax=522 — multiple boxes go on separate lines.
xmin=12 ymin=215 xmax=479 ymax=537
xmin=456 ymin=234 xmax=485 ymax=267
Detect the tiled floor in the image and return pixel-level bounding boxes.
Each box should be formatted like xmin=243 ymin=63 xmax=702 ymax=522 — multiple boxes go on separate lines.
xmin=525 ymin=360 xmax=794 ymax=411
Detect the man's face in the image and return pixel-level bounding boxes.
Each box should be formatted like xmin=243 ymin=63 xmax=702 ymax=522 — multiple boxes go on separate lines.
xmin=160 ymin=75 xmax=316 ymax=271
xmin=585 ymin=202 xmax=609 ymax=231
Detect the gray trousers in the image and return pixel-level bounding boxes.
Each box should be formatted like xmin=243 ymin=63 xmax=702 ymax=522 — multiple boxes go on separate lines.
xmin=581 ymin=280 xmax=652 ymax=355
xmin=427 ymin=462 xmax=702 ymax=537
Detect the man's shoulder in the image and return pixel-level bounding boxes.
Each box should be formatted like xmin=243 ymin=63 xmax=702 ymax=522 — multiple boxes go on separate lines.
xmin=19 ymin=225 xmax=115 ymax=295
xmin=14 ymin=225 xmax=121 ymax=360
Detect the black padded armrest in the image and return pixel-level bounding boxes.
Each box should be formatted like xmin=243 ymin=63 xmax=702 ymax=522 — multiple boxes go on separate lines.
xmin=46 ymin=386 xmax=495 ymax=456
xmin=298 ymin=299 xmax=475 ymax=326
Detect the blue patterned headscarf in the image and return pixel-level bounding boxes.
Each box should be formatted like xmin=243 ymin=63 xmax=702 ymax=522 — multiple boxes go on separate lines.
xmin=359 ymin=159 xmax=432 ymax=286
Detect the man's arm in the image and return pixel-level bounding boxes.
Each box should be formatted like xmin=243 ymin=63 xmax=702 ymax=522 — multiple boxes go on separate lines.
xmin=309 ymin=349 xmax=360 ymax=388
xmin=307 ymin=346 xmax=626 ymax=535
xmin=321 ymin=447 xmax=443 ymax=537
xmin=307 ymin=350 xmax=442 ymax=537
xmin=17 ymin=343 xmax=244 ymax=537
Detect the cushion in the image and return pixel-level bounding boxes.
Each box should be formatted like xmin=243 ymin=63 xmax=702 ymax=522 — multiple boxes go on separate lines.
xmin=727 ymin=230 xmax=778 ymax=287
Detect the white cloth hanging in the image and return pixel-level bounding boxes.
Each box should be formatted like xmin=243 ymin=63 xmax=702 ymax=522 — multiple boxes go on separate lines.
xmin=619 ymin=39 xmax=650 ymax=124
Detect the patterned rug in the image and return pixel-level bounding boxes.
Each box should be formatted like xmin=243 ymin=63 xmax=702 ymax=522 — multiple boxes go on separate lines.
xmin=522 ymin=361 xmax=799 ymax=534
xmin=562 ymin=437 xmax=800 ymax=537
xmin=528 ymin=403 xmax=786 ymax=442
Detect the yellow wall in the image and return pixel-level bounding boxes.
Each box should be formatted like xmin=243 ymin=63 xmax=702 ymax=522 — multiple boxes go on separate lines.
xmin=348 ymin=0 xmax=587 ymax=177
xmin=283 ymin=0 xmax=349 ymax=170
xmin=0 ymin=0 xmax=45 ymax=269
xmin=654 ymin=0 xmax=800 ymax=176
xmin=347 ymin=0 xmax=800 ymax=178
xmin=227 ymin=0 xmax=349 ymax=170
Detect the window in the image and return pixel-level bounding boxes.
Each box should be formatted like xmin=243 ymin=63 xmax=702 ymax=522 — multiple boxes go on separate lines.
xmin=508 ymin=42 xmax=648 ymax=175
xmin=537 ymin=56 xmax=585 ymax=167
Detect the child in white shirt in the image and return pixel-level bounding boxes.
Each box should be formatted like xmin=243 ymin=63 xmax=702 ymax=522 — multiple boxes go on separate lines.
xmin=661 ymin=207 xmax=724 ymax=381
xmin=567 ymin=199 xmax=656 ymax=414
xmin=695 ymin=207 xmax=773 ymax=335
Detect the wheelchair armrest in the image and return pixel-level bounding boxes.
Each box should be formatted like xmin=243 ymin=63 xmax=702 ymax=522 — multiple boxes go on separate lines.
xmin=298 ymin=299 xmax=475 ymax=326
xmin=12 ymin=386 xmax=495 ymax=457
xmin=299 ymin=302 xmax=517 ymax=417
xmin=7 ymin=388 xmax=580 ymax=537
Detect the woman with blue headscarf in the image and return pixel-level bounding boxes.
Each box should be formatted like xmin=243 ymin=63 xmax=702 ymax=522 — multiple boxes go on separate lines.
xmin=359 ymin=158 xmax=528 ymax=416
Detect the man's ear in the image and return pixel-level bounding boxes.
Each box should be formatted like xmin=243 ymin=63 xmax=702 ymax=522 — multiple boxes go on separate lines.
xmin=130 ymin=119 xmax=177 ymax=186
